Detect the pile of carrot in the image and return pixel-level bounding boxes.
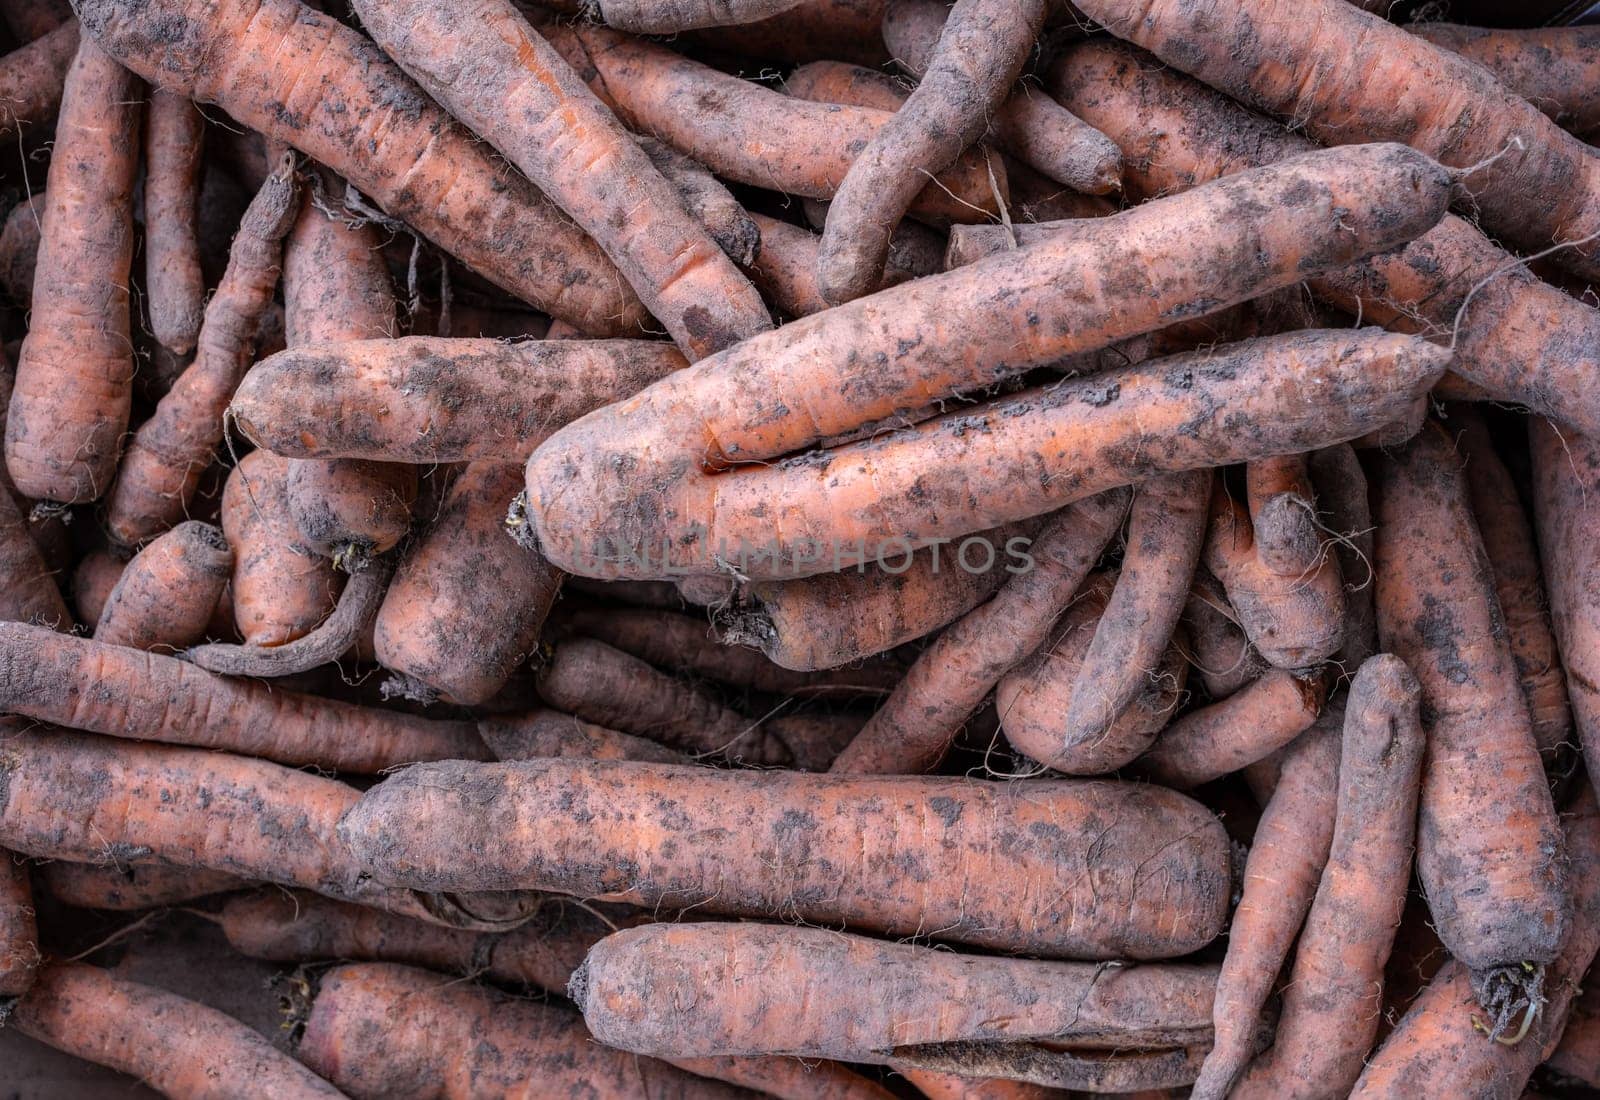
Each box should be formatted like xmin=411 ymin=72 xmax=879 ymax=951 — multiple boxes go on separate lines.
xmin=1 ymin=0 xmax=1600 ymax=1096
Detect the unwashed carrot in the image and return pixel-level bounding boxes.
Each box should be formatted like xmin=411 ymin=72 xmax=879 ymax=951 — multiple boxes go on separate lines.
xmin=1411 ymin=23 xmax=1600 ymax=140
xmin=0 ymin=486 xmax=68 ymax=631
xmin=1307 ymin=443 xmax=1378 ymax=673
xmin=0 ymin=19 xmax=76 ymax=143
xmin=596 ymin=0 xmax=806 ymax=33
xmin=40 ymin=861 xmax=245 ymax=911
xmin=0 ymin=190 xmax=44 ymax=304
xmin=1138 ymin=668 xmax=1325 ymax=791
xmin=0 ymin=850 xmax=37 ymax=1004
xmin=143 ymin=90 xmax=206 ymax=356
xmin=93 ymin=520 xmax=231 ymax=652
xmin=1180 ymin=569 xmax=1269 ymax=700
xmin=635 ymin=135 xmax=761 ymax=267
xmin=69 ymin=548 xmax=122 ymax=630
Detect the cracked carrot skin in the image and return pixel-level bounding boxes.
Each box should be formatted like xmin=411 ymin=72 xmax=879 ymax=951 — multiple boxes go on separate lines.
xmin=12 ymin=963 xmax=345 ymax=1099
xmin=107 ymin=154 xmax=300 ymax=548
xmin=40 ymin=861 xmax=245 ymax=910
xmin=339 ymin=757 xmax=1231 ymax=958
xmin=523 ymin=145 xmax=1453 ymax=581
xmin=143 ymin=90 xmax=205 ymax=356
xmin=0 ymin=728 xmax=521 ymax=930
xmin=541 ymin=21 xmax=1000 ymax=227
xmin=73 ymin=0 xmax=643 ymax=334
xmin=0 ymin=850 xmax=38 ymax=1001
xmin=1229 ymin=655 xmax=1425 ymax=1100
xmin=299 ymin=962 xmax=752 ymax=1100
xmin=0 ymin=620 xmax=488 ymax=772
xmin=478 ymin=708 xmax=687 ymax=764
xmin=1051 ymin=37 xmax=1600 ymax=435
xmin=1374 ymin=422 xmax=1567 ymax=977
xmin=4 ymin=35 xmax=139 ymax=504
xmin=223 ymin=450 xmax=342 ymax=647
xmin=1350 ymin=784 xmax=1600 ymax=1099
xmin=1189 ymin=711 xmax=1341 ymax=1100
xmin=94 ymin=520 xmax=231 ymax=652
xmin=0 ymin=19 xmax=77 ymax=142
xmin=1138 ymin=667 xmax=1325 ymax=791
xmin=574 ymin=922 xmax=1219 ymax=1062
xmin=356 ymin=0 xmax=771 ymax=361
xmin=232 ymin=336 xmax=686 ymax=464
xmin=1410 ymin=23 xmax=1600 ymax=140
xmin=832 ymin=491 xmax=1128 ymax=775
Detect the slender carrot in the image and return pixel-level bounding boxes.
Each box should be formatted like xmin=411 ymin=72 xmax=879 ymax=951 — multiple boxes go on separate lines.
xmin=478 ymin=708 xmax=687 ymax=765
xmin=40 ymin=861 xmax=245 ymax=911
xmin=0 ymin=190 xmax=44 ymax=304
xmin=1139 ymin=668 xmax=1325 ymax=790
xmin=1307 ymin=443 xmax=1379 ymax=673
xmin=94 ymin=520 xmax=231 ymax=652
xmin=143 ymin=90 xmax=206 ymax=356
xmin=1180 ymin=569 xmax=1269 ymax=700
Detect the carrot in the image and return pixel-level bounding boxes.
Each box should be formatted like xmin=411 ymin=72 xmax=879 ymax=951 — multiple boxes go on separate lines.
xmin=1544 ymin=978 xmax=1600 ymax=1090
xmin=1051 ymin=37 xmax=1600 ymax=437
xmin=679 ymin=0 xmax=890 ymax=67
xmin=299 ymin=961 xmax=750 ymax=1099
xmin=573 ymin=921 xmax=1221 ymax=1085
xmin=1373 ymin=421 xmax=1567 ymax=1007
xmin=356 ymin=0 xmax=770 ymax=360
xmin=1456 ymin=410 xmax=1572 ymax=765
xmin=231 ymin=336 xmax=686 ymax=465
xmin=783 ymin=58 xmax=911 ymax=113
xmin=93 ymin=520 xmax=231 ymax=652
xmin=0 ymin=850 xmax=37 ymax=1005
xmin=832 ymin=492 xmax=1128 ymax=775
xmin=3 ymin=35 xmax=139 ymax=504
xmin=75 ymin=0 xmax=643 ymax=334
xmin=745 ymin=211 xmax=914 ymax=318
xmin=1350 ymin=785 xmax=1600 ymax=1095
xmin=69 ymin=547 xmax=122 ymax=630
xmin=0 ymin=189 xmax=44 ymax=304
xmin=0 ymin=0 xmax=69 ymax=41
xmin=1228 ymin=655 xmax=1424 ymax=1098
xmin=880 ymin=0 xmax=1121 ymax=194
xmin=0 ymin=727 xmax=529 ymax=929
xmin=673 ymin=1057 xmax=897 ymax=1100
xmin=541 ymin=22 xmax=1000 ymax=226
xmin=489 ymin=709 xmax=690 ymax=765
xmin=11 ymin=962 xmax=344 ymax=1098
xmin=1139 ymin=668 xmax=1325 ymax=791
xmin=636 ymin=135 xmax=761 ymax=267
xmin=40 ymin=861 xmax=245 ymax=911
xmin=1072 ymin=0 xmax=1600 ymax=280
xmin=1307 ymin=443 xmax=1379 ymax=672
xmin=894 ymin=1067 xmax=1060 ymax=1100
xmin=143 ymin=91 xmax=206 ymax=356
xmin=1180 ymin=570 xmax=1268 ymax=700
xmin=338 ymin=757 xmax=1231 ymax=958
xmin=1204 ymin=477 xmax=1345 ymax=670
xmin=595 ymin=0 xmax=806 ymax=33
xmin=1410 ymin=23 xmax=1600 ymax=140
xmin=0 ymin=19 xmax=76 ymax=142
xmin=373 ymin=463 xmax=561 ymax=706
xmin=1189 ymin=713 xmax=1341 ymax=1100
xmin=523 ymin=145 xmax=1454 ymax=581
xmin=815 ymin=0 xmax=1037 ymax=302
xmin=0 ymin=621 xmax=488 ymax=772
xmin=0 ymin=485 xmax=68 ymax=631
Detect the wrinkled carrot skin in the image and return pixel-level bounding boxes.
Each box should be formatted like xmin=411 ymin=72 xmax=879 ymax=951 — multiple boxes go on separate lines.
xmin=1307 ymin=443 xmax=1378 ymax=672
xmin=478 ymin=708 xmax=687 ymax=765
xmin=0 ymin=190 xmax=44 ymax=305
xmin=4 ymin=36 xmax=139 ymax=504
xmin=233 ymin=336 xmax=687 ymax=464
xmin=40 ymin=861 xmax=245 ymax=910
xmin=543 ymin=21 xmax=1000 ymax=226
xmin=599 ymin=0 xmax=804 ymax=33
xmin=1181 ymin=569 xmax=1268 ymax=700
xmin=340 ymin=758 xmax=1231 ymax=958
xmin=1456 ymin=411 xmax=1571 ymax=764
xmin=1374 ymin=423 xmax=1567 ymax=974
xmin=1139 ymin=668 xmax=1324 ymax=791
xmin=834 ymin=492 xmax=1128 ymax=775
xmin=1230 ymin=655 xmax=1424 ymax=1099
xmin=1191 ymin=713 xmax=1341 ymax=1098
xmin=0 ymin=487 xmax=68 ymax=631
xmin=94 ymin=520 xmax=231 ymax=652
xmin=1053 ymin=38 xmax=1600 ymax=436
xmin=0 ymin=620 xmax=487 ymax=772
xmin=535 ymin=636 xmax=793 ymax=765
xmin=574 ymin=922 xmax=1218 ymax=1061
xmin=357 ymin=0 xmax=770 ymax=360
xmin=75 ymin=0 xmax=643 ymax=333
xmin=0 ymin=851 xmax=37 ymax=999
xmin=0 ymin=19 xmax=76 ymax=141
xmin=1411 ymin=23 xmax=1600 ymax=139
xmin=301 ymin=963 xmax=752 ymax=1100
xmin=108 ymin=157 xmax=300 ymax=548
xmin=525 ymin=146 xmax=1452 ymax=581
xmin=374 ymin=462 xmax=561 ymax=706
xmin=12 ymin=963 xmax=345 ymax=1098
xmin=1351 ymin=786 xmax=1600 ymax=1098
xmin=998 ymin=574 xmax=1186 ymax=775
xmin=1073 ymin=0 xmax=1600 ymax=280
xmin=222 ymin=449 xmax=342 ymax=647
xmin=143 ymin=90 xmax=205 ymax=356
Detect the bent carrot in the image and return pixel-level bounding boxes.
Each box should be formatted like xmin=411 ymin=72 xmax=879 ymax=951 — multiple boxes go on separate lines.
xmin=94 ymin=520 xmax=231 ymax=652
xmin=1138 ymin=668 xmax=1325 ymax=791
xmin=143 ymin=91 xmax=206 ymax=356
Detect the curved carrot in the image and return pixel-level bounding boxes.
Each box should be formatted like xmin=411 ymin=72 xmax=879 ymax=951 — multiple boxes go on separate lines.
xmin=0 ymin=19 xmax=76 ymax=143
xmin=0 ymin=851 xmax=37 ymax=1002
xmin=94 ymin=520 xmax=231 ymax=652
xmin=40 ymin=861 xmax=244 ymax=911
xmin=1139 ymin=668 xmax=1324 ymax=791
xmin=477 ymin=708 xmax=686 ymax=764
xmin=143 ymin=90 xmax=205 ymax=356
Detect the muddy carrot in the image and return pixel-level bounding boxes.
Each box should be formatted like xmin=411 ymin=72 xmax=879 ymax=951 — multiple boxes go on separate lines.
xmin=143 ymin=90 xmax=206 ymax=356
xmin=0 ymin=19 xmax=76 ymax=142
xmin=0 ymin=850 xmax=37 ymax=1006
xmin=477 ymin=709 xmax=686 ymax=765
xmin=1138 ymin=668 xmax=1325 ymax=790
xmin=40 ymin=861 xmax=245 ymax=911
xmin=93 ymin=520 xmax=231 ymax=652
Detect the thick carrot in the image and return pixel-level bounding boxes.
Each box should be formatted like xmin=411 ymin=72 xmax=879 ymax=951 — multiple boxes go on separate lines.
xmin=597 ymin=0 xmax=805 ymax=33
xmin=338 ymin=757 xmax=1231 ymax=958
xmin=574 ymin=922 xmax=1219 ymax=1077
xmin=93 ymin=520 xmax=231 ymax=652
xmin=1051 ymin=37 xmax=1600 ymax=436
xmin=1139 ymin=668 xmax=1325 ymax=790
xmin=0 ymin=19 xmax=76 ymax=142
xmin=1373 ymin=422 xmax=1567 ymax=999
xmin=40 ymin=861 xmax=245 ymax=910
xmin=0 ymin=850 xmax=37 ymax=1003
xmin=143 ymin=90 xmax=205 ymax=356
xmin=1410 ymin=23 xmax=1600 ymax=140
xmin=816 ymin=0 xmax=1039 ymax=302
xmin=1189 ymin=713 xmax=1341 ymax=1100
xmin=0 ymin=728 xmax=524 ymax=929
xmin=1180 ymin=569 xmax=1269 ymax=700
xmin=880 ymin=0 xmax=1120 ymax=194
xmin=833 ymin=491 xmax=1128 ymax=774
xmin=0 ymin=486 xmax=68 ymax=631
xmin=3 ymin=35 xmax=139 ymax=504
xmin=0 ymin=190 xmax=43 ymax=304
xmin=373 ymin=462 xmax=561 ymax=706
xmin=299 ymin=961 xmax=750 ymax=1099
xmin=355 ymin=0 xmax=770 ymax=360
xmin=12 ymin=962 xmax=344 ymax=1098
xmin=542 ymin=22 xmax=999 ymax=225
xmin=1230 ymin=655 xmax=1424 ymax=1098
xmin=231 ymin=336 xmax=686 ymax=464
xmin=0 ymin=621 xmax=488 ymax=772
xmin=1351 ymin=785 xmax=1600 ymax=1096
xmin=524 ymin=146 xmax=1453 ymax=580
xmin=1307 ymin=443 xmax=1378 ymax=672
xmin=1073 ymin=0 xmax=1600 ymax=280
xmin=1456 ymin=410 xmax=1571 ymax=764
xmin=477 ymin=708 xmax=686 ymax=764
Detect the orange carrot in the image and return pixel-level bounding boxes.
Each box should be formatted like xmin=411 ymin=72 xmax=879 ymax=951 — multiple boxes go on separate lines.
xmin=635 ymin=135 xmax=761 ymax=267
xmin=0 ymin=190 xmax=44 ymax=305
xmin=143 ymin=90 xmax=206 ymax=356
xmin=1180 ymin=569 xmax=1269 ymax=700
xmin=1410 ymin=23 xmax=1600 ymax=140
xmin=0 ymin=485 xmax=68 ymax=631
xmin=0 ymin=849 xmax=37 ymax=1004
xmin=744 ymin=211 xmax=915 ymax=318
xmin=0 ymin=18 xmax=76 ymax=143
xmin=1139 ymin=667 xmax=1325 ymax=790
xmin=68 ymin=547 xmax=122 ymax=631
xmin=1307 ymin=443 xmax=1379 ymax=672
xmin=477 ymin=708 xmax=687 ymax=764
xmin=93 ymin=520 xmax=231 ymax=652
xmin=40 ymin=861 xmax=244 ymax=911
